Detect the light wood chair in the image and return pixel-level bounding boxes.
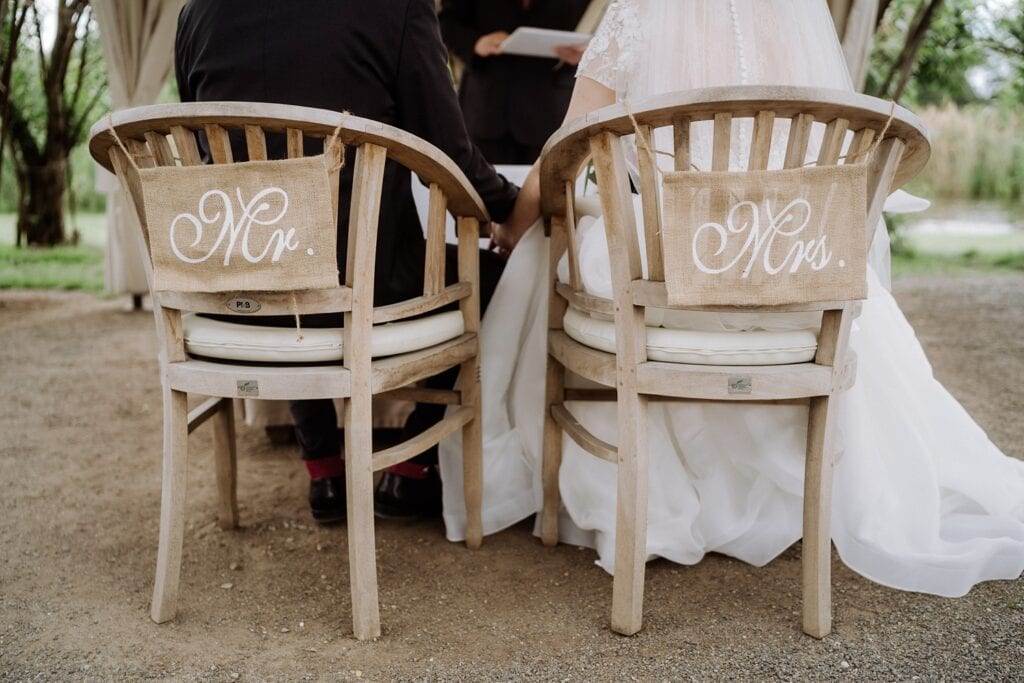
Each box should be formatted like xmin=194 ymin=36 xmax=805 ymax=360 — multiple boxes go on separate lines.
xmin=88 ymin=102 xmax=488 ymax=640
xmin=537 ymin=86 xmax=930 ymax=638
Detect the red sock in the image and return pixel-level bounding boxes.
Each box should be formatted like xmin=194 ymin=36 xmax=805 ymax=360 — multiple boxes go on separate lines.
xmin=305 ymin=455 xmax=345 ymax=480
xmin=387 ymin=462 xmax=431 ymax=480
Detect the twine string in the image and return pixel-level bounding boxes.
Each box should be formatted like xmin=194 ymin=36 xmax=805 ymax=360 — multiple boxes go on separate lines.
xmin=107 ymin=113 xmax=142 ymax=172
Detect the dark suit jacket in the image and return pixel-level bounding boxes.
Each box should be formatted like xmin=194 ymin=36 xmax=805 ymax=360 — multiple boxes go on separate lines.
xmin=440 ymin=0 xmax=590 ymax=157
xmin=175 ymin=0 xmax=517 ymax=306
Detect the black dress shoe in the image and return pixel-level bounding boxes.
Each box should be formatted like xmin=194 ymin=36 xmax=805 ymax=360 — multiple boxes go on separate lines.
xmin=309 ymin=476 xmax=346 ymax=525
xmin=373 ymin=470 xmax=442 ymax=520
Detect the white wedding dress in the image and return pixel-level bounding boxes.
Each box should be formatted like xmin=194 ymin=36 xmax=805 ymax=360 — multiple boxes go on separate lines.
xmin=439 ymin=0 xmax=1024 ymax=597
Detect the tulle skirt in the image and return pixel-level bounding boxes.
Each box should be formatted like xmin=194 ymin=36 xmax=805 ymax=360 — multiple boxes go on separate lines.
xmin=439 ymin=223 xmax=1024 ymax=597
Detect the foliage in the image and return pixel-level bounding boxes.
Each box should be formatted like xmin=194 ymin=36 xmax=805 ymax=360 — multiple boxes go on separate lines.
xmin=910 ymin=102 xmax=1024 ymax=204
xmin=868 ymin=0 xmax=1024 ymax=107
xmin=5 ymin=0 xmax=108 ymax=245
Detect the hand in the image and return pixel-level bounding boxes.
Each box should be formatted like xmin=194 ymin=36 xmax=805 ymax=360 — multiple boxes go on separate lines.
xmin=474 ymin=31 xmax=509 ymax=58
xmin=490 ymin=216 xmax=532 ymax=257
xmin=553 ymin=43 xmax=588 ymax=66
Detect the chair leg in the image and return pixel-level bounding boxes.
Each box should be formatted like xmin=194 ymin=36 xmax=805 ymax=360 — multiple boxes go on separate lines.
xmin=212 ymin=398 xmax=239 ymax=530
xmin=461 ymin=357 xmax=484 ymax=550
xmin=611 ymin=391 xmax=649 ymax=636
xmin=344 ymin=395 xmax=381 ymax=640
xmin=803 ymin=394 xmax=838 ymax=638
xmin=151 ymin=387 xmax=189 ymax=624
xmin=540 ymin=359 xmax=565 ymax=547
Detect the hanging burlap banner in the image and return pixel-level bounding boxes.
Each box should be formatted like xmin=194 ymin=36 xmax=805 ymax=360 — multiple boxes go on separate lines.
xmin=138 ymin=155 xmax=339 ymax=293
xmin=661 ymin=164 xmax=868 ymax=307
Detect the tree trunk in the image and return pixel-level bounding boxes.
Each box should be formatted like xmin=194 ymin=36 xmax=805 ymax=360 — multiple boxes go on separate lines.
xmin=878 ymin=0 xmax=945 ymax=101
xmin=18 ymin=158 xmax=67 ymax=246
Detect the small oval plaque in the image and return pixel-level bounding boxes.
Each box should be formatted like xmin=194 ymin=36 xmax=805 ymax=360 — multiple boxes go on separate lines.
xmin=225 ymin=297 xmax=261 ymax=314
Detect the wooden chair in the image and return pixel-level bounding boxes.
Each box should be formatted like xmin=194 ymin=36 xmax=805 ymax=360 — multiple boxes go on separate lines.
xmin=88 ymin=102 xmax=488 ymax=640
xmin=537 ymin=86 xmax=930 ymax=638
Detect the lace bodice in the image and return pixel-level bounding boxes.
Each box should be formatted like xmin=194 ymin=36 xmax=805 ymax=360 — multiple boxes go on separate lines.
xmin=578 ymin=0 xmax=851 ymax=102
xmin=576 ymin=0 xmax=855 ymax=172
xmin=576 ymin=0 xmax=642 ymax=95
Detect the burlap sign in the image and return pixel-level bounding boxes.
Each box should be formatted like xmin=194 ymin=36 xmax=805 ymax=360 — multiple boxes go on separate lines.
xmin=138 ymin=155 xmax=339 ymax=293
xmin=661 ymin=164 xmax=868 ymax=307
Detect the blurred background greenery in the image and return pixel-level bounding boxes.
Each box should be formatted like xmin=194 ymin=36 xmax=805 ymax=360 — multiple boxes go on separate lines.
xmin=0 ymin=0 xmax=1022 ymax=291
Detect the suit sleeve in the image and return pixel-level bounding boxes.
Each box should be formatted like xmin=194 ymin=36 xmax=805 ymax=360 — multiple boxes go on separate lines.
xmin=438 ymin=0 xmax=479 ymax=65
xmin=396 ymin=0 xmax=518 ymax=223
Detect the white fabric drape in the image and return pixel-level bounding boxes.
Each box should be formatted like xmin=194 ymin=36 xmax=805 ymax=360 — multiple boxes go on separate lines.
xmin=93 ymin=0 xmax=185 ymax=296
xmin=829 ymin=0 xmax=879 ymax=91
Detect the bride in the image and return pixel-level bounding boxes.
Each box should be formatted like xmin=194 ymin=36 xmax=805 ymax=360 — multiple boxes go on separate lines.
xmin=439 ymin=0 xmax=1024 ymax=598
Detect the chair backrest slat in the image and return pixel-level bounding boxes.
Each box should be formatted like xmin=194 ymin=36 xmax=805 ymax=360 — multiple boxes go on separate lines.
xmin=816 ymin=117 xmax=850 ymax=166
xmin=145 ymin=132 xmax=176 ymax=167
xmin=423 ymin=182 xmax=448 ymax=296
xmin=783 ymin=112 xmax=815 ymax=169
xmin=170 ymin=125 xmax=202 ymax=166
xmin=286 ymin=127 xmax=304 ymax=159
xmin=712 ymin=113 xmax=732 ymax=171
xmin=865 ymin=137 xmax=906 ymax=245
xmin=344 ymin=142 xmax=388 ymax=370
xmin=244 ymin=124 xmax=268 ymax=161
xmin=204 ymin=124 xmax=233 ymax=164
xmin=636 ymin=124 xmax=665 ymax=281
xmin=672 ymin=115 xmax=691 ymax=172
xmin=127 ymin=138 xmax=156 ymax=169
xmin=748 ymin=111 xmax=776 ymax=171
xmin=564 ymin=181 xmax=583 ymax=290
xmin=846 ymin=127 xmax=875 ymax=165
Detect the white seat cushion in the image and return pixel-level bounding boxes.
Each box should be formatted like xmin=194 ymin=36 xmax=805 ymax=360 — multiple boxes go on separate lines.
xmin=562 ymin=306 xmax=818 ymax=366
xmin=182 ymin=310 xmax=465 ymax=364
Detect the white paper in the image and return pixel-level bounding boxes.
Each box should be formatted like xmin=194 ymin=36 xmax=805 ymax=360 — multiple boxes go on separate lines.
xmin=499 ymin=27 xmax=591 ymax=59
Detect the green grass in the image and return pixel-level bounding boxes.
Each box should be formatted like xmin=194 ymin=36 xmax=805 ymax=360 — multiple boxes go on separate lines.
xmin=0 ymin=243 xmax=105 ymax=290
xmin=0 ymin=213 xmax=107 ymax=291
xmin=890 ymin=231 xmax=1024 ymax=277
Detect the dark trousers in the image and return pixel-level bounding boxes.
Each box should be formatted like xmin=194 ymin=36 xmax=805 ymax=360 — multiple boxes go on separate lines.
xmin=293 ymin=243 xmax=505 ymax=463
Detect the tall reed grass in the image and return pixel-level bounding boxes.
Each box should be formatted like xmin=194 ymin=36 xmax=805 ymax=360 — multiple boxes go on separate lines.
xmin=913 ymin=103 xmax=1024 ymax=206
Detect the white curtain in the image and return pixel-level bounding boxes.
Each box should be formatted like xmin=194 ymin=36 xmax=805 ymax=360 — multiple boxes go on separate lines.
xmin=93 ymin=0 xmax=185 ymax=296
xmin=829 ymin=0 xmax=879 ymax=91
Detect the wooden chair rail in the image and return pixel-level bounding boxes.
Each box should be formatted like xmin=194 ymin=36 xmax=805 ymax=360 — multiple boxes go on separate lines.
xmin=548 ymin=331 xmax=617 ymax=388
xmin=371 ymin=406 xmax=474 ymax=472
xmin=555 ymin=282 xmax=614 ymax=316
xmin=376 ymin=387 xmax=462 ymax=405
xmin=539 ymin=85 xmax=930 ymax=216
xmin=164 ymin=359 xmax=353 ymax=400
xmin=562 ymin=388 xmax=809 ymax=406
xmin=370 ymin=333 xmax=477 ymax=394
xmin=185 ymin=396 xmax=227 ymax=435
xmin=372 ymin=283 xmax=472 ymax=324
xmin=90 ymin=102 xmax=490 ymax=221
xmin=550 ymin=404 xmax=618 ymax=464
xmin=635 ymin=362 xmax=834 ymax=401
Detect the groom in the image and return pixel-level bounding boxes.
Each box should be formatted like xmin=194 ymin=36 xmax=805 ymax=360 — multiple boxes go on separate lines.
xmin=175 ymin=0 xmax=517 ymax=523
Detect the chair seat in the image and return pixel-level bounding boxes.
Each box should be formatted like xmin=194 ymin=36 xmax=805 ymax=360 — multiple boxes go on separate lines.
xmin=182 ymin=310 xmax=465 ymax=363
xmin=562 ymin=306 xmax=818 ymax=366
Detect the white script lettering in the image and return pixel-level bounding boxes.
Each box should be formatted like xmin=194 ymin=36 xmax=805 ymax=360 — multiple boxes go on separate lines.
xmin=169 ymin=187 xmax=299 ymax=266
xmin=691 ymin=197 xmax=834 ymax=278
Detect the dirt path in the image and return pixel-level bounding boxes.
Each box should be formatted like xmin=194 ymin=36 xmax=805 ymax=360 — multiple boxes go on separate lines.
xmin=1 ymin=275 xmax=1022 ymax=681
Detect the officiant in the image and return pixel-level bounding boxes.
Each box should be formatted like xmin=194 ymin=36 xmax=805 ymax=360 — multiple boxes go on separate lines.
xmin=439 ymin=0 xmax=593 ymax=164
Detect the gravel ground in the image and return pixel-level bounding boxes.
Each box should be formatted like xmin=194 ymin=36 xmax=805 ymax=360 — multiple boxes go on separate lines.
xmin=0 ymin=274 xmax=1022 ymax=681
